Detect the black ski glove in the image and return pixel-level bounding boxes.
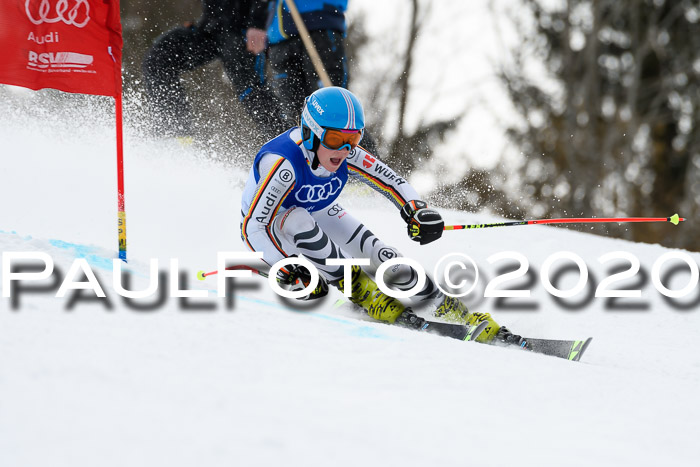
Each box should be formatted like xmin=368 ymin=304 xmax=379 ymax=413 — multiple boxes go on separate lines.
xmin=400 ymin=200 xmax=444 ymax=245
xmin=276 ymin=261 xmax=328 ymax=300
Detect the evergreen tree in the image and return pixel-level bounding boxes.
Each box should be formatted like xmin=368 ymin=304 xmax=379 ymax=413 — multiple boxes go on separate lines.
xmin=498 ymin=0 xmax=700 ymax=250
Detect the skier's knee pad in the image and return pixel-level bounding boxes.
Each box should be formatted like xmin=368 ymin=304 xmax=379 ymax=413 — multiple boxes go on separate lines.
xmin=366 ymin=243 xmax=417 ymax=291
xmin=367 ymin=242 xmax=438 ymax=301
xmin=365 ymin=242 xmax=400 ymax=270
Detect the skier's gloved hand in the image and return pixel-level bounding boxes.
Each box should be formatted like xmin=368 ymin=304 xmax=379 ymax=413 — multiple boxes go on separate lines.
xmin=400 ymin=200 xmax=444 ymax=245
xmin=276 ymin=261 xmax=329 ymax=301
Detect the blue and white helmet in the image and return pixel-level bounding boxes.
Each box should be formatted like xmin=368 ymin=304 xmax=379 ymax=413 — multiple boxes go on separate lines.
xmin=300 ymin=86 xmax=365 ymax=151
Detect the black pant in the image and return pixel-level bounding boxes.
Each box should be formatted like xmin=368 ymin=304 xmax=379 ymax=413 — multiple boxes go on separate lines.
xmin=142 ymin=25 xmax=287 ymax=138
xmin=268 ymin=29 xmax=348 ymax=121
xmin=268 ymin=29 xmax=380 ymax=155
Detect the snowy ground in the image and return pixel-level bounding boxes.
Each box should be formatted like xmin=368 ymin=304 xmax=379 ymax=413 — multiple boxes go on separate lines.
xmin=1 ymin=90 xmax=699 ymax=467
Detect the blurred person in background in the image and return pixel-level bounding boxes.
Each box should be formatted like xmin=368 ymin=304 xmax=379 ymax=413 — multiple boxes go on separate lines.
xmin=249 ymin=0 xmax=379 ymax=154
xmin=142 ymin=0 xmax=288 ymax=140
xmin=251 ymin=0 xmax=348 ymax=118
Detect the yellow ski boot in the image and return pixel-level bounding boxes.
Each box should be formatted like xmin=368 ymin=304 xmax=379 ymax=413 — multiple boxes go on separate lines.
xmin=433 ymin=295 xmax=501 ymax=343
xmin=336 ymin=265 xmax=406 ymax=323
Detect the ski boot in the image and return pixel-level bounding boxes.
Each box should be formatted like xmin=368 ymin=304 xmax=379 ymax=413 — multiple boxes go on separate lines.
xmin=433 ymin=295 xmax=470 ymax=323
xmin=494 ymin=326 xmax=531 ymax=350
xmin=335 ymin=265 xmax=406 ymax=323
xmin=433 ymin=295 xmax=500 ymax=343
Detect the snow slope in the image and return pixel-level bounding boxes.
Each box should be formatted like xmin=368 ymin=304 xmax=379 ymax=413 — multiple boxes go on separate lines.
xmin=1 ymin=90 xmax=699 ymax=467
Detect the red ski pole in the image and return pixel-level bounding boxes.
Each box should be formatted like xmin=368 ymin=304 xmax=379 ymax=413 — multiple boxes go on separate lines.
xmin=444 ymin=214 xmax=685 ymax=231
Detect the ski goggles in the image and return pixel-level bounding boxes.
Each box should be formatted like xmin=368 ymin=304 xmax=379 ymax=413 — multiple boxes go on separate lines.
xmin=319 ymin=128 xmax=363 ymax=151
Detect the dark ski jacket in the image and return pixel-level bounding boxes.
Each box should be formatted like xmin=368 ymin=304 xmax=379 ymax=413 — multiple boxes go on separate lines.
xmin=198 ymin=0 xmax=270 ymax=34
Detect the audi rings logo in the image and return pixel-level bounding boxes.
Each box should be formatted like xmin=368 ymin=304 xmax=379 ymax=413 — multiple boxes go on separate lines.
xmin=25 ymin=0 xmax=91 ymax=28
xmin=295 ymin=178 xmax=343 ymax=203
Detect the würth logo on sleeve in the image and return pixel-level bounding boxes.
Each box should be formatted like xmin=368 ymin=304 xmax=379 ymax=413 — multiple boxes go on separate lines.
xmin=25 ymin=0 xmax=91 ymax=28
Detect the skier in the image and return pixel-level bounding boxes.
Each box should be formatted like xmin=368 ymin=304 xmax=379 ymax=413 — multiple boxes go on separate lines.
xmin=142 ymin=0 xmax=287 ymax=139
xmin=240 ymin=86 xmax=525 ymax=346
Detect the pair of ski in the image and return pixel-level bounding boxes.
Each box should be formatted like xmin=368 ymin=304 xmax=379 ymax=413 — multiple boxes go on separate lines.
xmin=335 ymin=299 xmax=593 ymax=362
xmin=198 ymin=265 xmax=593 ymax=362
